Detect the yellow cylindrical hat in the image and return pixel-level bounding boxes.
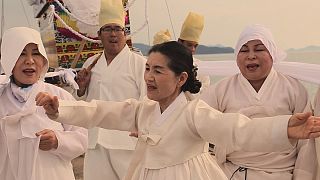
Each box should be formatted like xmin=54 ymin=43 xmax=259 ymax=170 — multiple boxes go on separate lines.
xmin=153 ymin=29 xmax=172 ymax=45
xmin=99 ymin=0 xmax=126 ymax=28
xmin=179 ymin=12 xmax=204 ymax=43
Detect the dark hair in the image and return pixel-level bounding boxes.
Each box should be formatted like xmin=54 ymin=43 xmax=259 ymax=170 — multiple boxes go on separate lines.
xmin=148 ymin=41 xmax=201 ymax=94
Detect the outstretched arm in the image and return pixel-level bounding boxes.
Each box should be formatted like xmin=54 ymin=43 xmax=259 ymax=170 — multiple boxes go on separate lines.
xmin=36 ymin=92 xmax=139 ymax=132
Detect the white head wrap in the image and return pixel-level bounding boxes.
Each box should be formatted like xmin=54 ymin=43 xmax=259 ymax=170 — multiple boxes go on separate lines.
xmin=0 ymin=27 xmax=49 ymax=83
xmin=197 ymin=24 xmax=320 ymax=85
xmin=234 ymin=24 xmax=287 ymax=63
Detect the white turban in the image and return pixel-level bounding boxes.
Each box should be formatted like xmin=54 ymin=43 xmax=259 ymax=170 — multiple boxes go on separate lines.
xmin=0 ymin=27 xmax=48 ymax=82
xmin=197 ymin=24 xmax=320 ymax=85
xmin=234 ymin=24 xmax=287 ymax=63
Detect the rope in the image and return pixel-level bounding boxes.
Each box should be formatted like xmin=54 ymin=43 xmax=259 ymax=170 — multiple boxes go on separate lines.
xmin=51 ymin=0 xmax=148 ymax=40
xmin=49 ymin=5 xmax=101 ymax=43
xmin=53 ymin=0 xmax=98 ymax=26
xmin=164 ymin=0 xmax=176 ymax=39
xmin=19 ymin=0 xmax=31 ymax=27
xmin=127 ymin=0 xmax=149 ymax=38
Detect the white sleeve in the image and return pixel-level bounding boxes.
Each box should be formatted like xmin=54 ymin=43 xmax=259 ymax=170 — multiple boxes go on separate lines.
xmin=53 ymin=99 xmax=140 ymax=132
xmin=193 ymin=101 xmax=294 ymax=153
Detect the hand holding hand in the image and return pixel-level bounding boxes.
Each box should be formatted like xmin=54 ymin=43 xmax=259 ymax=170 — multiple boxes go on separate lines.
xmin=35 ymin=129 xmax=58 ymax=151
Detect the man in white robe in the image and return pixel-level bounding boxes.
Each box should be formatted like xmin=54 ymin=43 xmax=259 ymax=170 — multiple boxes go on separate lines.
xmin=0 ymin=27 xmax=87 ymax=180
xmin=201 ymin=24 xmax=317 ymax=180
xmin=177 ymin=12 xmax=210 ymax=93
xmin=74 ymin=0 xmax=146 ymax=180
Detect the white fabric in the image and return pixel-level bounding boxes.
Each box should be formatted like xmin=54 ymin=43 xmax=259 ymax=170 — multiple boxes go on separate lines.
xmin=234 ymin=24 xmax=287 ymax=63
xmin=78 ymin=45 xmax=146 ymax=150
xmin=200 ymin=68 xmax=316 ymax=179
xmin=84 ymin=145 xmax=133 ymax=180
xmin=197 ymin=60 xmax=320 ymax=85
xmin=193 ymin=58 xmax=210 ymax=94
xmin=75 ymin=44 xmax=146 ymax=180
xmin=0 ymin=81 xmax=88 ymax=180
xmin=45 ymin=68 xmax=79 ymax=89
xmin=0 ymin=75 xmax=6 ymax=82
xmin=53 ymin=92 xmax=296 ymax=180
xmin=63 ymin=0 xmax=100 ymax=37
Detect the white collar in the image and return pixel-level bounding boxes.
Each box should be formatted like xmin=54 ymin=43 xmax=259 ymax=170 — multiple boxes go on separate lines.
xmin=153 ymin=92 xmax=187 ymax=126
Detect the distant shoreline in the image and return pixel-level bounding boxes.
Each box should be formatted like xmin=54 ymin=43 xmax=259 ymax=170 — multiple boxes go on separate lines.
xmin=133 ymin=43 xmax=320 ymax=56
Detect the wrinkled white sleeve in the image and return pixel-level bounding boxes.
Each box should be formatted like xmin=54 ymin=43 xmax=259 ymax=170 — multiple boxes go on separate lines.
xmin=51 ymin=125 xmax=88 ymax=161
xmin=291 ymin=81 xmax=316 ymax=179
xmin=49 ymin=87 xmax=88 ymax=161
xmin=51 ymin=99 xmax=140 ymax=133
xmin=193 ymin=101 xmax=294 ymax=153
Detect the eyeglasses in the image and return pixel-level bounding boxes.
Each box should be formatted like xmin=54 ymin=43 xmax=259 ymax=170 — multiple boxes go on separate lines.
xmin=100 ymin=26 xmax=125 ymax=33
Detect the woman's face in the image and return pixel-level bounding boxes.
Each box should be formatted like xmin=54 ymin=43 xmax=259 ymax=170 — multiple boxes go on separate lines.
xmin=12 ymin=43 xmax=46 ymax=86
xmin=144 ymin=52 xmax=186 ymax=110
xmin=236 ymin=40 xmax=273 ymax=81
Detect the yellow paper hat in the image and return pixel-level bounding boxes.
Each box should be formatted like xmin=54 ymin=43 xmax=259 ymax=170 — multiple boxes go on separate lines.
xmin=179 ymin=12 xmax=204 ymax=43
xmin=99 ymin=0 xmax=126 ymax=28
xmin=153 ymin=29 xmax=172 ymax=45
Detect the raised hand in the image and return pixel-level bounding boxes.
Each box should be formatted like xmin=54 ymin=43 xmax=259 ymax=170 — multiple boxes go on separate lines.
xmin=36 ymin=129 xmax=58 ymax=151
xmin=288 ymin=112 xmax=320 ymax=139
xmin=75 ymin=67 xmax=92 ymax=96
xmin=35 ymin=92 xmax=59 ymax=116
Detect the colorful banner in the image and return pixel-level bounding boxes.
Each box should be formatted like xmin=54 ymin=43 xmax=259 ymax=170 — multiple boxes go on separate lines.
xmin=38 ymin=0 xmax=132 ymax=69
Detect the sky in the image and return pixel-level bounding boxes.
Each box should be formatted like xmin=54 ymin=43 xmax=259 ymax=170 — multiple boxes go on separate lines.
xmin=1 ymin=0 xmax=320 ymax=50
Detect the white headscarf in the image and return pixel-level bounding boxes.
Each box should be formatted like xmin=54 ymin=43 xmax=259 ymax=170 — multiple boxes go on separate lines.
xmin=234 ymin=24 xmax=287 ymax=63
xmin=0 ymin=27 xmax=49 ymax=83
xmin=197 ymin=24 xmax=320 ymax=85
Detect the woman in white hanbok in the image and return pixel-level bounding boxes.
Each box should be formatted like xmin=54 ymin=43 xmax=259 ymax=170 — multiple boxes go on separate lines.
xmin=201 ymin=24 xmax=317 ymax=180
xmin=36 ymin=41 xmax=320 ymax=180
xmin=0 ymin=27 xmax=88 ymax=180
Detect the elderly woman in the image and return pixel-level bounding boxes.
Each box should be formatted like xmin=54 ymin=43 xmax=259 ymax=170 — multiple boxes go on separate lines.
xmin=36 ymin=41 xmax=320 ymax=180
xmin=0 ymin=27 xmax=88 ymax=180
xmin=201 ymin=24 xmax=316 ymax=179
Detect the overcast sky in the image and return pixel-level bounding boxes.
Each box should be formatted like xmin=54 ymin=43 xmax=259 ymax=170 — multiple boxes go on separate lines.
xmin=1 ymin=0 xmax=320 ymax=50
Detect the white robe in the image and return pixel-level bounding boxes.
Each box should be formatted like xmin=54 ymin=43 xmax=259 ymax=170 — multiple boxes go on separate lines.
xmin=201 ymin=68 xmax=316 ymax=180
xmin=193 ymin=57 xmax=210 ymax=95
xmin=0 ymin=81 xmax=87 ymax=180
xmin=75 ymin=45 xmax=146 ymax=180
xmin=78 ymin=45 xmax=146 ymax=150
xmin=50 ymin=92 xmax=296 ymax=180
